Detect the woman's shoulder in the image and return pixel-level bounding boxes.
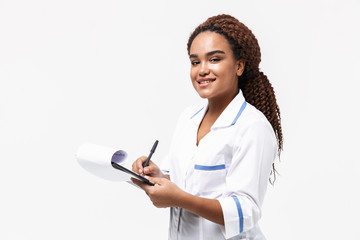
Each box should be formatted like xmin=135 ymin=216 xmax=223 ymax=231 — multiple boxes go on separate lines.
xmin=239 ymin=102 xmax=275 ymax=135
xmin=243 ymin=103 xmax=269 ymax=123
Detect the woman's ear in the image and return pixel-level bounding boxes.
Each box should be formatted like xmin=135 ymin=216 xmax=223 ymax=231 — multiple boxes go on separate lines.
xmin=236 ymin=60 xmax=245 ymax=76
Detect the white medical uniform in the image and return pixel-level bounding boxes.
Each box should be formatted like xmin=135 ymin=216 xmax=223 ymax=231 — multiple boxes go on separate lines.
xmin=161 ymin=90 xmax=277 ymax=240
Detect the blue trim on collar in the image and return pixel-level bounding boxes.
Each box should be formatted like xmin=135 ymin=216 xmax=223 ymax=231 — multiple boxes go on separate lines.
xmin=231 ymin=101 xmax=247 ymax=125
xmin=231 ymin=195 xmax=244 ymax=233
xmin=190 ymin=107 xmax=204 ymax=119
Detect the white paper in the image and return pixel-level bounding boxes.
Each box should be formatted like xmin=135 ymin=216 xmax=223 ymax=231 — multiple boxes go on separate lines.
xmin=76 ymin=143 xmax=133 ymax=182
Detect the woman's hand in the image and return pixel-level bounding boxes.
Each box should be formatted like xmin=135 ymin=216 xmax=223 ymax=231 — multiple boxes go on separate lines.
xmin=132 ymin=156 xmax=165 ymax=178
xmin=132 ymin=177 xmax=185 ymax=208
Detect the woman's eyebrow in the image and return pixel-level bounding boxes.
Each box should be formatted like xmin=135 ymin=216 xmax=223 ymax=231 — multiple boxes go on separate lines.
xmin=189 ymin=50 xmax=225 ymax=59
xmin=206 ymin=50 xmax=225 ymax=56
xmin=189 ymin=54 xmax=198 ymax=59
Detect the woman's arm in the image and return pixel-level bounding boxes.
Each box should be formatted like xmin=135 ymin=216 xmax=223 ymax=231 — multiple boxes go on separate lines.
xmin=177 ymin=186 xmax=224 ymax=225
xmin=132 ymin=176 xmax=224 ymax=225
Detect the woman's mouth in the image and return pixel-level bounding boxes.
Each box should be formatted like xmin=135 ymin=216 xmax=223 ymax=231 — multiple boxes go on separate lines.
xmin=197 ymin=78 xmax=216 ymax=86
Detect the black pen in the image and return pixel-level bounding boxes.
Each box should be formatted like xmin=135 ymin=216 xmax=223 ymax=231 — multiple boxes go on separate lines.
xmin=143 ymin=140 xmax=159 ymax=167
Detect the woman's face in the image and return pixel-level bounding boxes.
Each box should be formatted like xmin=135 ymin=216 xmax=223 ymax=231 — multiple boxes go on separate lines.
xmin=189 ymin=31 xmax=244 ymax=103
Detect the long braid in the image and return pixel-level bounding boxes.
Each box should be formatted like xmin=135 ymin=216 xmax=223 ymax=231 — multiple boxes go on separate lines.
xmin=187 ymin=14 xmax=283 ymax=183
xmin=240 ymin=71 xmax=283 ymax=182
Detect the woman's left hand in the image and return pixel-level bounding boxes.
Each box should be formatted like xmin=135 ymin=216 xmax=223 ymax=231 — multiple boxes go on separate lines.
xmin=132 ymin=177 xmax=185 ymax=208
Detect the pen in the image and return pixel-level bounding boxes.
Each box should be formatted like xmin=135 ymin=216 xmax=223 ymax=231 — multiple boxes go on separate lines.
xmin=143 ymin=140 xmax=159 ymax=168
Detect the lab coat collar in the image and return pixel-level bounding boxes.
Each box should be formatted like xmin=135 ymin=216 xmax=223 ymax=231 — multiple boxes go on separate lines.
xmin=190 ymin=91 xmax=247 ymax=130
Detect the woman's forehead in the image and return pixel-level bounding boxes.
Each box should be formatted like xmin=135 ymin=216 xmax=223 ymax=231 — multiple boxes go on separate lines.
xmin=189 ymin=31 xmax=232 ymax=56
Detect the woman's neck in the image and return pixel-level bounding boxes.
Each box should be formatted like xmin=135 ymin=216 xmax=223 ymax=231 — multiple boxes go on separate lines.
xmin=206 ymin=91 xmax=238 ymax=117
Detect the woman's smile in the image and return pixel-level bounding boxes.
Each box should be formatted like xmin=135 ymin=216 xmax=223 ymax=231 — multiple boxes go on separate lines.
xmin=197 ymin=78 xmax=216 ymax=87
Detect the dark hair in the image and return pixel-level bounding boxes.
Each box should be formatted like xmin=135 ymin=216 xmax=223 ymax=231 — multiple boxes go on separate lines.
xmin=187 ymin=14 xmax=283 ymax=183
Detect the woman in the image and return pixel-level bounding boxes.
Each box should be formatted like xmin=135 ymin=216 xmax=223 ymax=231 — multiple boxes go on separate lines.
xmin=132 ymin=14 xmax=283 ymax=240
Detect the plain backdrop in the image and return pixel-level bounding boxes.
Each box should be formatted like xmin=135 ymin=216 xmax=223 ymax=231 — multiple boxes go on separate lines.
xmin=1 ymin=0 xmax=359 ymax=239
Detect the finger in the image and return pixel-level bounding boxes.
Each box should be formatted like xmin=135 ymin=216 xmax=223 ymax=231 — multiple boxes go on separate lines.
xmin=145 ymin=176 xmax=162 ymax=185
xmin=138 ymin=156 xmax=148 ymax=174
xmin=143 ymin=164 xmax=155 ymax=175
xmin=132 ymin=159 xmax=139 ymax=172
xmin=132 ymin=156 xmax=147 ymax=174
xmin=131 ymin=176 xmax=156 ymax=189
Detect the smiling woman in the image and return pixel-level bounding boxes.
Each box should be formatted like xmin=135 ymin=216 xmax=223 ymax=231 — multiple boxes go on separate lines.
xmin=131 ymin=14 xmax=283 ymax=240
xmin=189 ymin=31 xmax=246 ymax=145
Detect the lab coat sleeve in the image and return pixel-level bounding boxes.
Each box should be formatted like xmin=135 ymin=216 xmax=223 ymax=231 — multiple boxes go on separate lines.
xmin=218 ymin=119 xmax=277 ymax=239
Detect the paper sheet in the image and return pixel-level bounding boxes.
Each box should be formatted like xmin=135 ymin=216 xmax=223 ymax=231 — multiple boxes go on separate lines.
xmin=76 ymin=143 xmax=133 ymax=182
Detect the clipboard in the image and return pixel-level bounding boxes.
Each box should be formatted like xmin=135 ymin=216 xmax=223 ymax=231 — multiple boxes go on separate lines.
xmin=111 ymin=162 xmax=155 ymax=186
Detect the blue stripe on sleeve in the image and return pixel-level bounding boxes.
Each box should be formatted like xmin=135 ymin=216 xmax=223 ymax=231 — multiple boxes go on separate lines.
xmin=194 ymin=164 xmax=226 ymax=171
xmin=231 ymin=195 xmax=244 ymax=233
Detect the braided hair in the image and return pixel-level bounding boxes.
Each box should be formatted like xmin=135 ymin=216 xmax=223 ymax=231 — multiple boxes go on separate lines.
xmin=187 ymin=14 xmax=283 ymax=183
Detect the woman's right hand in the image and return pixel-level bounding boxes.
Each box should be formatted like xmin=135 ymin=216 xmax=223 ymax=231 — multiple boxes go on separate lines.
xmin=132 ymin=156 xmax=165 ymax=178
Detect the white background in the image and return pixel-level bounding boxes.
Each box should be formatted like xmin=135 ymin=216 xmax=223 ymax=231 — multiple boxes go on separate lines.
xmin=1 ymin=0 xmax=359 ymax=239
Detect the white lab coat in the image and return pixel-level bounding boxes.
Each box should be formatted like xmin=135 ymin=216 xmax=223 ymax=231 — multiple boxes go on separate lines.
xmin=161 ymin=90 xmax=277 ymax=240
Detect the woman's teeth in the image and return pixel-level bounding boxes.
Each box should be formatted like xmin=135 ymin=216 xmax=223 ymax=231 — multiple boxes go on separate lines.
xmin=199 ymin=79 xmax=214 ymax=84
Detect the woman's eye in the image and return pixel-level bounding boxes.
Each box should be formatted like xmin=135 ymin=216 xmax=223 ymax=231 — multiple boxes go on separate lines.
xmin=210 ymin=58 xmax=220 ymax=62
xmin=191 ymin=61 xmax=200 ymax=66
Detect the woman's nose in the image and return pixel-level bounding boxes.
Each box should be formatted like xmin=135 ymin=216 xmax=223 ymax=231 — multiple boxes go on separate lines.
xmin=199 ymin=62 xmax=210 ymax=76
